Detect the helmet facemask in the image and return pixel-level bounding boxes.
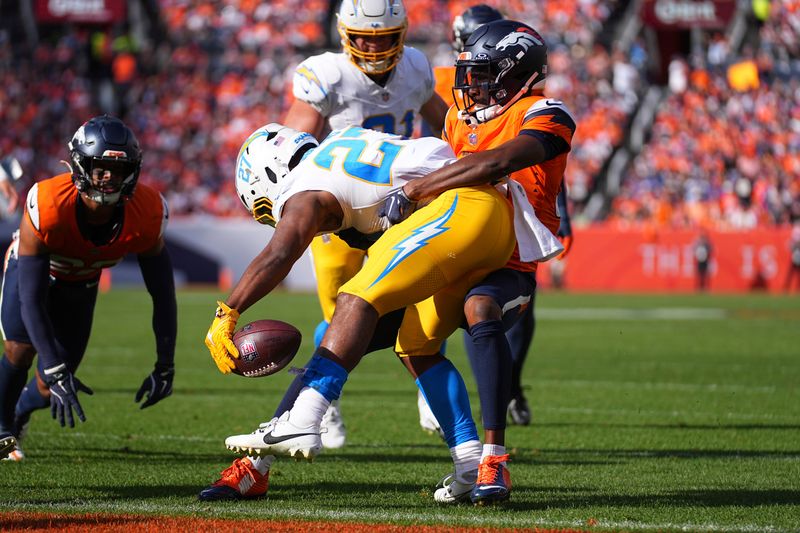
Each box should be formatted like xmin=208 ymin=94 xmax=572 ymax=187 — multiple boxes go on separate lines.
xmin=339 ymin=25 xmax=407 ymax=75
xmin=337 ymin=0 xmax=407 ymax=76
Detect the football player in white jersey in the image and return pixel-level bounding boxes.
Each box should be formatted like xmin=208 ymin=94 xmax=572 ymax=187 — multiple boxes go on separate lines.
xmin=199 ymin=124 xmax=514 ymax=502
xmin=282 ymin=0 xmax=448 ymax=452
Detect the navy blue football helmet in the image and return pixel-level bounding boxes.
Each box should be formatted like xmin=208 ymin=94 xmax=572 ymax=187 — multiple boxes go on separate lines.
xmin=453 ymin=19 xmax=548 ymax=123
xmin=451 ymin=4 xmax=504 ymax=53
xmin=68 ymin=115 xmax=142 ymax=205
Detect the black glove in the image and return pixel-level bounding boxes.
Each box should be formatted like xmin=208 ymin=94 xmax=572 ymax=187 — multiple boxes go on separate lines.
xmin=379 ymin=187 xmax=416 ymax=225
xmin=43 ymin=364 xmax=93 ymax=428
xmin=135 ymin=364 xmax=174 ymax=409
xmin=335 ymin=228 xmax=383 ymax=250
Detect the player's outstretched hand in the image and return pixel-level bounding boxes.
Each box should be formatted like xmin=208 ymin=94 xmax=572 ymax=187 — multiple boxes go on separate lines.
xmin=43 ymin=364 xmax=93 ymax=428
xmin=135 ymin=364 xmax=174 ymax=409
xmin=379 ymin=187 xmax=416 ymax=225
xmin=205 ymin=301 xmax=240 ymax=374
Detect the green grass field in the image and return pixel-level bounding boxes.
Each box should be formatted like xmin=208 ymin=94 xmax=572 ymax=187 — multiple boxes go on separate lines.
xmin=1 ymin=290 xmax=798 ymax=531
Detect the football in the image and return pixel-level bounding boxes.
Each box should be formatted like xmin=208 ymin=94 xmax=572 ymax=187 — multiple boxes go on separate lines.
xmin=231 ymin=319 xmax=302 ymax=378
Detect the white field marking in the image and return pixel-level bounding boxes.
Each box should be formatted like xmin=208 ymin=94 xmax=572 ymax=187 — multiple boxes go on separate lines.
xmin=533 ymin=378 xmax=777 ymax=394
xmin=0 ymin=500 xmax=785 ymax=532
xmin=536 ymin=307 xmax=727 ymax=320
xmin=539 ymin=405 xmax=800 ymax=422
xmin=26 ymin=430 xmax=220 ymax=443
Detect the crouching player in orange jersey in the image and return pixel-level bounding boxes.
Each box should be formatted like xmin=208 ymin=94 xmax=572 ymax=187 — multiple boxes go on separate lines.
xmin=0 ymin=116 xmax=176 ymax=461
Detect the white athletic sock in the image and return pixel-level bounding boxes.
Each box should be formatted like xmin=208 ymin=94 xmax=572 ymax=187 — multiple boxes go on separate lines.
xmin=248 ymin=454 xmax=274 ymax=475
xmin=482 ymin=443 xmax=506 ymax=462
xmin=450 ymin=440 xmax=482 ymax=483
xmin=288 ymin=386 xmax=330 ymax=430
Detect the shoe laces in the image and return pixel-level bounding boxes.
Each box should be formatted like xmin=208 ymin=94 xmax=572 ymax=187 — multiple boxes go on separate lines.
xmin=219 ymin=458 xmax=254 ymax=483
xmin=476 ymin=454 xmax=509 ymax=484
xmin=252 ymin=417 xmax=279 ymax=434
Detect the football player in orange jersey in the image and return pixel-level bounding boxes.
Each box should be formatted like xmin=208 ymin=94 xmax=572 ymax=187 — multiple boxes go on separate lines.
xmin=0 ymin=116 xmax=176 ymax=461
xmin=446 ymin=5 xmax=576 ymax=429
xmin=382 ymin=19 xmax=576 ymax=504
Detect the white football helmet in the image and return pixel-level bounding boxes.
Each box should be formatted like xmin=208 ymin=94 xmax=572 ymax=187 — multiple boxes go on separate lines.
xmin=337 ymin=0 xmax=407 ymax=75
xmin=234 ymin=123 xmax=319 ymax=226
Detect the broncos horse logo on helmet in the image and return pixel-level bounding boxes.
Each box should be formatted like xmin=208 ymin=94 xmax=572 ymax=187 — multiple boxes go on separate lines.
xmin=453 ymin=20 xmax=548 ymax=124
xmin=495 ymin=31 xmax=544 ymax=54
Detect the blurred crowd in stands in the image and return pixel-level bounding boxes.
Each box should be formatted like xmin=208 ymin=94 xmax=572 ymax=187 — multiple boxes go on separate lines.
xmin=611 ymin=0 xmax=800 ymax=230
xmin=0 ymin=0 xmax=797 ymax=230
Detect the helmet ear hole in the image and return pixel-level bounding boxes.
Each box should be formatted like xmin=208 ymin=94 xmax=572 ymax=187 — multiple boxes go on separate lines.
xmin=265 ymin=167 xmax=278 ymax=184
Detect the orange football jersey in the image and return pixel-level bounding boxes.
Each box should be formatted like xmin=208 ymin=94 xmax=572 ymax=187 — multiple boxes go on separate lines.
xmin=443 ymin=95 xmax=576 ymax=271
xmin=25 ymin=173 xmax=167 ymax=281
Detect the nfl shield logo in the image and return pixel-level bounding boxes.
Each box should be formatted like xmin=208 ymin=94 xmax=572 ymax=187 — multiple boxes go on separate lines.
xmin=240 ymin=340 xmax=258 ymax=362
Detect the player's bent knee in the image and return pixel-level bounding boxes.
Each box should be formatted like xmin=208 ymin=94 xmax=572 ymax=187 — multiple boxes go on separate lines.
xmin=4 ymin=340 xmax=36 ymax=369
xmin=464 ymin=295 xmax=502 ymax=326
xmin=398 ymin=353 xmax=445 ymax=379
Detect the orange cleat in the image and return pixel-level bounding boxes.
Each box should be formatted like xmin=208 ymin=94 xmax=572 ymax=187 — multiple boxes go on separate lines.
xmin=470 ymin=454 xmax=511 ymax=504
xmin=198 ymin=457 xmax=269 ymax=501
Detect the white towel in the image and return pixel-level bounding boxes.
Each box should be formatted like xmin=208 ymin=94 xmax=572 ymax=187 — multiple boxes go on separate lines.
xmin=502 ymin=179 xmax=564 ymax=262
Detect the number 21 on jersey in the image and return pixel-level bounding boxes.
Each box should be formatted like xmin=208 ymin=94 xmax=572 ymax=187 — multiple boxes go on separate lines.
xmin=312 ymin=126 xmax=402 ymax=185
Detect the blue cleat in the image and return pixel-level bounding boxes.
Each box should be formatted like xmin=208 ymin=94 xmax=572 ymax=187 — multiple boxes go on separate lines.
xmin=470 ymin=454 xmax=511 ymax=505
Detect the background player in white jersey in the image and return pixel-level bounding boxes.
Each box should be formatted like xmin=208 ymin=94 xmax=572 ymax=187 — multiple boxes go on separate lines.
xmin=200 ymin=123 xmax=513 ymax=501
xmin=282 ymin=0 xmax=448 ymax=451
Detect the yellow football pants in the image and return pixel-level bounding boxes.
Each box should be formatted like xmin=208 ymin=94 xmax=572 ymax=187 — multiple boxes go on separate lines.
xmin=340 ymin=185 xmax=515 ymax=356
xmin=309 ymin=233 xmax=367 ymax=323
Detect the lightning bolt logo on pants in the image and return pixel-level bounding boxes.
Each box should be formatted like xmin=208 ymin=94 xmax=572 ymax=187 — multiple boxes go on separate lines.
xmin=369 ymin=195 xmax=459 ymax=288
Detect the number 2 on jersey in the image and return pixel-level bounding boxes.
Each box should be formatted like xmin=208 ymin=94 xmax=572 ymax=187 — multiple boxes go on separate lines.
xmin=313 ymin=127 xmax=402 ymax=185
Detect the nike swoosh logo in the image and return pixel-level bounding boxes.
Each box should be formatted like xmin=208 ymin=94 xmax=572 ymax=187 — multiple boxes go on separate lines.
xmin=262 ymin=431 xmax=318 ymax=445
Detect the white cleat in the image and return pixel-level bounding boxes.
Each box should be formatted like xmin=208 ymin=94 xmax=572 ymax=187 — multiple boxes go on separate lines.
xmin=417 ymin=390 xmax=444 ymax=439
xmin=225 ymin=411 xmax=322 ymax=461
xmin=320 ymin=400 xmax=346 ymax=449
xmin=433 ymin=470 xmax=477 ymax=504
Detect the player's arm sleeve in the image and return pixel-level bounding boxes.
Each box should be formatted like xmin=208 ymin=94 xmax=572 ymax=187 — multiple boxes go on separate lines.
xmin=137 ymin=195 xmax=176 ymax=369
xmin=18 ymin=186 xmax=65 ymax=369
xmin=519 ymin=100 xmax=576 ymax=162
xmin=138 ymin=247 xmax=176 ymax=369
xmin=291 ymin=57 xmax=334 ymax=117
xmin=18 ymin=254 xmax=66 ymax=369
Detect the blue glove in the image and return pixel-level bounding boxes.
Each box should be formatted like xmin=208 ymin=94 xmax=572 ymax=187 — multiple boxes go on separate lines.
xmin=43 ymin=364 xmax=93 ymax=428
xmin=135 ymin=364 xmax=174 ymax=409
xmin=379 ymin=188 xmax=416 ymax=225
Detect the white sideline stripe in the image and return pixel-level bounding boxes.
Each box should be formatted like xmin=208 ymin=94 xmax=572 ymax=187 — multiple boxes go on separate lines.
xmin=28 ymin=430 xmax=219 ymax=443
xmin=540 ymin=406 xmax=800 ymax=422
xmin=536 ymin=307 xmax=727 ymax=320
xmin=0 ymin=500 xmax=783 ymax=532
xmin=535 ymin=378 xmax=777 ymax=394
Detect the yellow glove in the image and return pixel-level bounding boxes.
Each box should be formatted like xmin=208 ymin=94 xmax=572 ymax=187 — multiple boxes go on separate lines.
xmin=205 ymin=301 xmax=240 ymax=374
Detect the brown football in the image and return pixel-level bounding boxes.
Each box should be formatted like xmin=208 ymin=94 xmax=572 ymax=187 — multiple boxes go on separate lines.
xmin=231 ymin=320 xmax=302 ymax=377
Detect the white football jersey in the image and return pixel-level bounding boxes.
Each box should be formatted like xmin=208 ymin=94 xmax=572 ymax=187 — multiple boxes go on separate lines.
xmin=292 ymin=47 xmax=435 ymax=137
xmin=272 ymin=127 xmax=455 ymax=234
